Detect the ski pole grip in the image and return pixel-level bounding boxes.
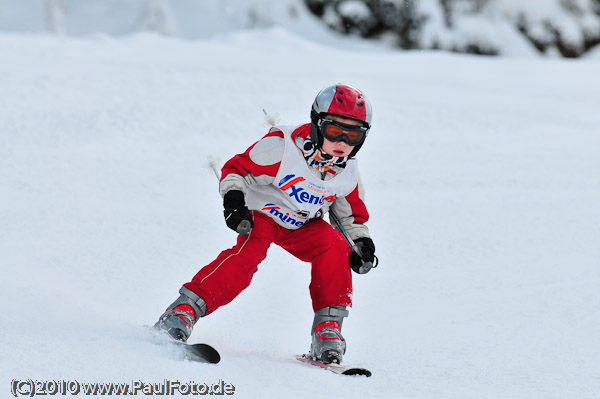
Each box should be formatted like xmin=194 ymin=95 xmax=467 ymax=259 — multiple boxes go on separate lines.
xmin=358 ymin=261 xmax=373 ymax=275
xmin=236 ymin=220 xmax=252 ymax=235
xmin=358 ymin=254 xmax=378 ymax=274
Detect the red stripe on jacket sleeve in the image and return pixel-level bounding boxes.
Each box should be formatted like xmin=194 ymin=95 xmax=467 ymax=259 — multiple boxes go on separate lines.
xmin=344 ymin=185 xmax=369 ymax=225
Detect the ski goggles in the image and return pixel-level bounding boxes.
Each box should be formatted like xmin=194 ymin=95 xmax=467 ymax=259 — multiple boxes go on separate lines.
xmin=318 ymin=119 xmax=368 ymax=146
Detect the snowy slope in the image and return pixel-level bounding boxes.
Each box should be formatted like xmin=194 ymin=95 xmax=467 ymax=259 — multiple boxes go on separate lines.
xmin=1 ymin=29 xmax=599 ymax=398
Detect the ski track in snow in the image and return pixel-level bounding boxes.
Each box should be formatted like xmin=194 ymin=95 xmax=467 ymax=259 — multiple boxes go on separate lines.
xmin=1 ymin=30 xmax=599 ymax=398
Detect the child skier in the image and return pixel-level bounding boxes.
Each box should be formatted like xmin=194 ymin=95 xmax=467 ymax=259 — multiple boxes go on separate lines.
xmin=154 ymin=83 xmax=377 ymax=364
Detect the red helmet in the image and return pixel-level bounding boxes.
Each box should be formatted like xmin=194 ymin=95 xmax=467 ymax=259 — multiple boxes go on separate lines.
xmin=310 ymin=84 xmax=372 ymax=157
xmin=311 ymin=83 xmax=372 ymax=127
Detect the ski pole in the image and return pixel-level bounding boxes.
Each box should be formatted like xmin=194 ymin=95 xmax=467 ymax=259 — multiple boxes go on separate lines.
xmin=209 ymin=161 xmax=252 ymax=236
xmin=329 ymin=210 xmax=377 ymax=274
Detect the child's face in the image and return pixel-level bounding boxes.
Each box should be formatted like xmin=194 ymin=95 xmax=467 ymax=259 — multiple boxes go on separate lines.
xmin=322 ymin=137 xmax=353 ymax=157
xmin=321 ymin=114 xmax=363 ymax=157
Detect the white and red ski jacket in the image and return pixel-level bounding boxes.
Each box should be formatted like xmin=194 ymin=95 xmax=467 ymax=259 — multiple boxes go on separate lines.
xmin=219 ymin=124 xmax=370 ymax=240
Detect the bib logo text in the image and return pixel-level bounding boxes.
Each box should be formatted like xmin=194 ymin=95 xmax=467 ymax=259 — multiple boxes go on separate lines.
xmin=262 ymin=204 xmax=306 ymax=227
xmin=278 ymin=174 xmax=337 ymax=205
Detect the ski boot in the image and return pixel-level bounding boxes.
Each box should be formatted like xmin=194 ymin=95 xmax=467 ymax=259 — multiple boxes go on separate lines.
xmin=309 ymin=306 xmax=348 ymax=364
xmin=154 ymin=287 xmax=207 ymax=342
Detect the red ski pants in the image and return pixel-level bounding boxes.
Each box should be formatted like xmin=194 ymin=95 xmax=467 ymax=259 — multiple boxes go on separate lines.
xmin=183 ymin=211 xmax=352 ymax=315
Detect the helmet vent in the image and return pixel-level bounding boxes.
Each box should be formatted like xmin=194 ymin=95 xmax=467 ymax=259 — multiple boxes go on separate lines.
xmin=336 ymin=96 xmax=344 ymax=103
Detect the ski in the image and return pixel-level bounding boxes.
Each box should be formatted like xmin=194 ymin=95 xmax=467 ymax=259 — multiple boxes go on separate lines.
xmin=173 ymin=342 xmax=221 ymax=364
xmin=295 ymin=354 xmax=371 ymax=377
xmin=146 ymin=325 xmax=220 ymax=364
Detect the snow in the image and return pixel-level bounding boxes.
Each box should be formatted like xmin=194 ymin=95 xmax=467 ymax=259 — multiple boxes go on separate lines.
xmin=1 ymin=26 xmax=600 ymax=399
xmin=586 ymin=44 xmax=600 ymax=58
xmin=0 ymin=0 xmax=358 ymax=41
xmin=338 ymin=1 xmax=372 ymax=20
xmin=496 ymin=0 xmax=600 ymax=49
xmin=3 ymin=0 xmax=600 ymax=57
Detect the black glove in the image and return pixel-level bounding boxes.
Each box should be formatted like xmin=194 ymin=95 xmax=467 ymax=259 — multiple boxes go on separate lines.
xmin=223 ymin=190 xmax=254 ymax=235
xmin=350 ymin=237 xmax=376 ymax=274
